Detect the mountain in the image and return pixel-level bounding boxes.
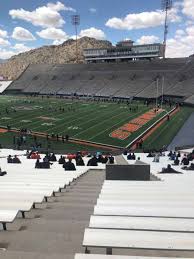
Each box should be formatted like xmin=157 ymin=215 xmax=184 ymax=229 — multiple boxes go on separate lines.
xmin=0 ymin=59 xmax=7 ymax=64
xmin=0 ymin=37 xmax=112 ymax=80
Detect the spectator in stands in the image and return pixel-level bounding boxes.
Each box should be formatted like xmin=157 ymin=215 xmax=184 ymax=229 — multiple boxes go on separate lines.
xmin=169 ymin=152 xmax=176 ymax=161
xmin=87 ymin=155 xmax=98 ymax=166
xmin=173 ymin=156 xmax=180 ymax=166
xmin=123 ymin=149 xmax=128 ymax=156
xmin=31 ymin=152 xmax=40 ymax=160
xmin=183 ymin=163 xmax=194 ymax=171
xmin=97 ymin=154 xmax=104 ymax=163
xmin=12 ymin=155 xmax=21 ymax=164
xmin=7 ymin=155 xmax=12 ymax=163
xmin=181 ymin=155 xmax=190 ymax=166
xmin=131 ymin=153 xmax=136 ymax=160
xmin=0 ymin=167 xmax=7 ymax=176
xmin=35 ymin=159 xmax=41 ymax=169
xmin=187 ymin=153 xmax=194 ymax=161
xmin=76 ymin=155 xmax=85 ymax=166
xmin=147 ymin=152 xmax=154 ymax=158
xmin=63 ymin=159 xmax=76 ymax=171
xmin=153 ymin=153 xmax=160 ymax=163
xmin=35 ymin=159 xmax=53 ymax=169
xmin=159 ymin=164 xmax=182 ymax=174
xmin=177 ymin=151 xmax=181 ymax=158
xmin=109 ymin=155 xmax=115 ymax=164
xmin=168 ymin=151 xmax=173 ymax=157
xmin=102 ymin=156 xmax=108 ymax=164
xmin=50 ymin=153 xmax=57 ymax=162
xmin=58 ymin=155 xmax=66 ymax=164
xmin=43 ymin=155 xmax=49 ymax=163
xmin=127 ymin=153 xmax=132 ymax=160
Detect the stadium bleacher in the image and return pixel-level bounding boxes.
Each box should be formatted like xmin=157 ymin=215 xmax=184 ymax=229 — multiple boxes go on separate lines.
xmin=6 ymin=58 xmax=194 ymax=102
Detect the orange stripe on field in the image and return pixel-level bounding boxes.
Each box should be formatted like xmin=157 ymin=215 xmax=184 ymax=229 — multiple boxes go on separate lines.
xmin=131 ymin=107 xmax=180 ymax=150
xmin=0 ymin=129 xmax=8 ymax=133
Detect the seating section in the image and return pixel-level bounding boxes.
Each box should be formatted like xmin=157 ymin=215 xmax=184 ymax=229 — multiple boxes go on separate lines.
xmin=81 ymin=149 xmax=194 ymax=258
xmin=6 ymin=58 xmax=194 ymax=101
xmin=0 ymin=149 xmax=106 ymax=230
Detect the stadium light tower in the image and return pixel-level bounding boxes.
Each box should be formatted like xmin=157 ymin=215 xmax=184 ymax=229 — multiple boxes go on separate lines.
xmin=71 ymin=14 xmax=80 ymax=63
xmin=161 ymin=0 xmax=172 ymax=59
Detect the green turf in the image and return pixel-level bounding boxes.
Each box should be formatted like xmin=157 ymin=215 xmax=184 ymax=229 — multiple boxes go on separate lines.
xmin=0 ymin=131 xmax=110 ymax=153
xmin=142 ymin=106 xmax=194 ymax=150
xmin=0 ymin=95 xmax=171 ymax=149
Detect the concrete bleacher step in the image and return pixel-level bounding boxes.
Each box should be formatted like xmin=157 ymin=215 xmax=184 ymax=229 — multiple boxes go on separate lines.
xmin=0 ymin=169 xmax=105 ymax=258
xmin=0 ymin=251 xmax=74 ymax=259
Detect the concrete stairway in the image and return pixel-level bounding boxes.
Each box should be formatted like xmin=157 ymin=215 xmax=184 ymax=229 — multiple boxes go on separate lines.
xmin=0 ymin=170 xmax=105 ymax=259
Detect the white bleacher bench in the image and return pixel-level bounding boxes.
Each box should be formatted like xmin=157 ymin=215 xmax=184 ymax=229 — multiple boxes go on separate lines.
xmin=0 ymin=201 xmax=33 ymax=219
xmin=83 ymin=228 xmax=194 ymax=254
xmin=0 ymin=210 xmax=19 ymax=230
xmin=75 ymin=254 xmax=190 ymax=259
xmin=89 ymin=215 xmax=194 ymax=232
xmin=96 ymin=199 xmax=194 ymax=208
xmin=94 ymin=205 xmax=194 ymax=218
xmin=98 ymin=193 xmax=194 ymax=201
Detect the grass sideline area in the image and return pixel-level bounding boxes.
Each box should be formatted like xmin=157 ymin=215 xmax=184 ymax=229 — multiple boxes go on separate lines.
xmin=142 ymin=106 xmax=194 ymax=150
xmin=0 ymin=95 xmax=172 ymax=150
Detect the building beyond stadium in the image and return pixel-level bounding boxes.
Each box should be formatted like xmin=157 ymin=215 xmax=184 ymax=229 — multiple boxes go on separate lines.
xmin=83 ymin=40 xmax=164 ymax=63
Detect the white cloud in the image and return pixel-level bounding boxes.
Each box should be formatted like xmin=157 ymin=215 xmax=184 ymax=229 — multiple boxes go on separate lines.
xmin=0 ymin=29 xmax=8 ymax=38
xmin=166 ymin=26 xmax=194 ymax=57
xmin=79 ymin=27 xmax=106 ymax=40
xmin=183 ymin=0 xmax=194 ymax=19
xmin=47 ymin=2 xmax=75 ymax=12
xmin=9 ymin=1 xmax=75 ymax=28
xmin=37 ymin=28 xmax=69 ymax=41
xmin=53 ymin=39 xmax=65 ymax=45
xmin=106 ymin=8 xmax=181 ymax=30
xmin=89 ymin=8 xmax=97 ymax=13
xmin=12 ymin=43 xmax=33 ymax=53
xmin=0 ymin=49 xmax=16 ymax=59
xmin=0 ymin=43 xmax=34 ymax=59
xmin=137 ymin=35 xmax=160 ymax=45
xmin=12 ymin=27 xmax=36 ymax=41
xmin=0 ymin=38 xmax=11 ymax=47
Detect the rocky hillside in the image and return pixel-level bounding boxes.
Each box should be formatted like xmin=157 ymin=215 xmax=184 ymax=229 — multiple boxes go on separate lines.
xmin=0 ymin=37 xmax=112 ymax=80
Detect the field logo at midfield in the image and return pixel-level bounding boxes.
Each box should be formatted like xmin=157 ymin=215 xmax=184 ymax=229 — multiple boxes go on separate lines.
xmin=110 ymin=109 xmax=163 ymax=140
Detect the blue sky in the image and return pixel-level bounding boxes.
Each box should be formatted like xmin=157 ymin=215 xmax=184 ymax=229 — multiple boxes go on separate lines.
xmin=0 ymin=0 xmax=194 ymax=59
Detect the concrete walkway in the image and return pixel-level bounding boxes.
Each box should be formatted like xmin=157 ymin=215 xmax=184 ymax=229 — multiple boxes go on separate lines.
xmin=168 ymin=112 xmax=194 ymax=150
xmin=0 ymin=170 xmax=105 ymax=259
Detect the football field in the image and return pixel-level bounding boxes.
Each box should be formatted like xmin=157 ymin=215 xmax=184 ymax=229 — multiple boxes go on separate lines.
xmin=0 ymin=95 xmax=170 ymax=148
